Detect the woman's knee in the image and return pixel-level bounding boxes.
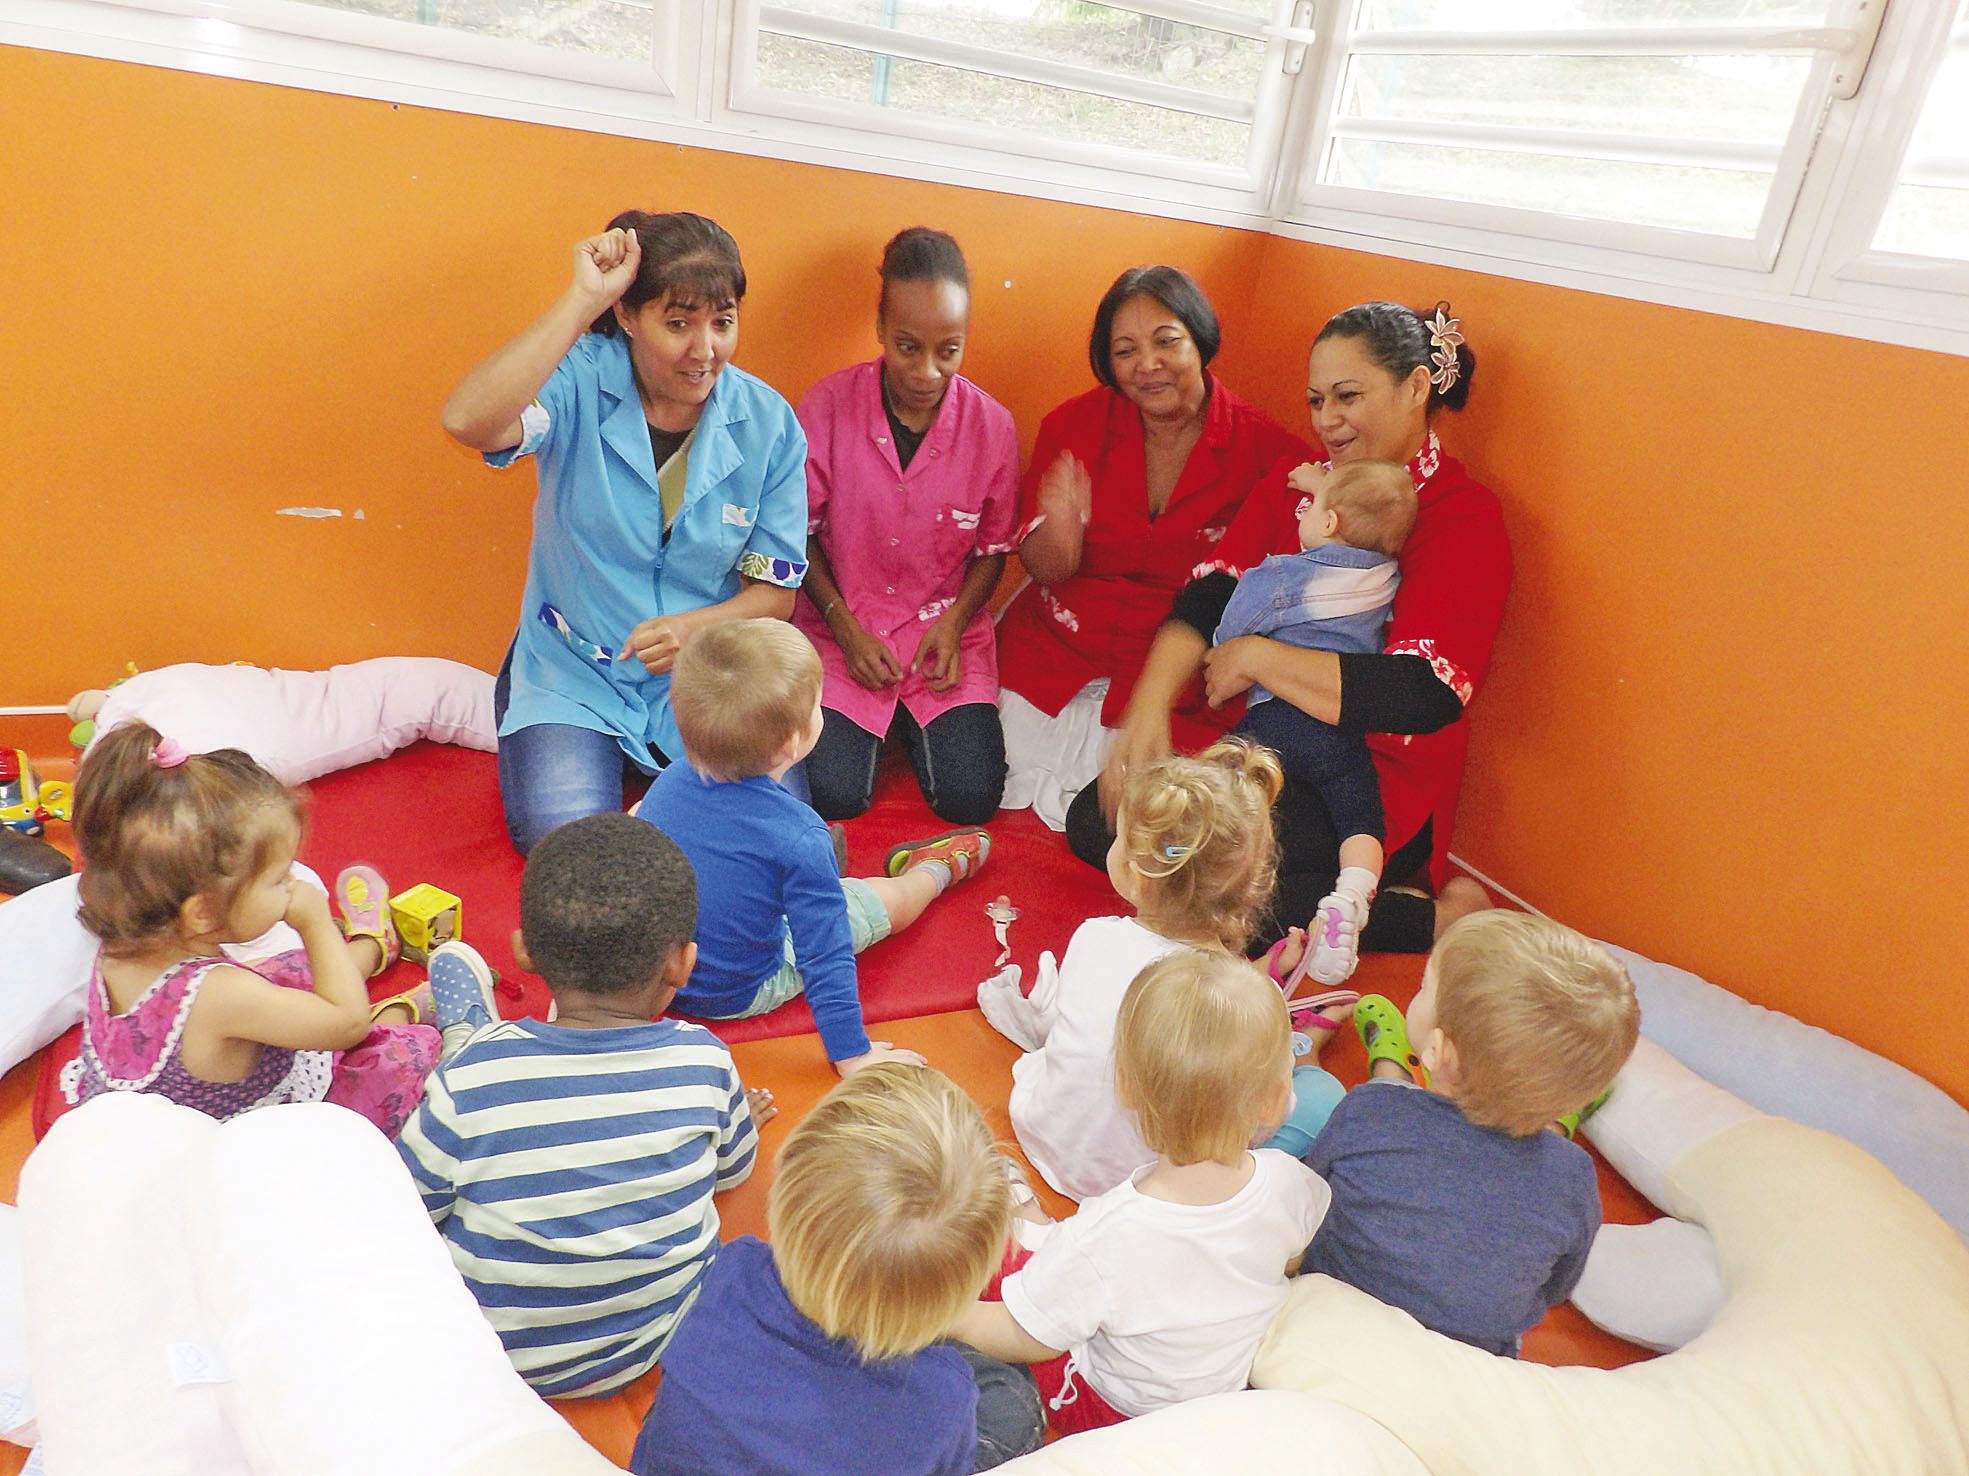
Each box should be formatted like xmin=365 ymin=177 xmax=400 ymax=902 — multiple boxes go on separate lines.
xmin=1062 ymin=784 xmax=1113 ymax=869
xmin=497 ymin=724 xmax=627 ymax=854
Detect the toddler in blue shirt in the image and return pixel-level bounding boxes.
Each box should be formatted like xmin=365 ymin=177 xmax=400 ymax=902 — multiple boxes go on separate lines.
xmin=1216 ymin=458 xmax=1416 ymax=986
xmin=1292 ymin=911 xmax=1640 ymax=1356
xmin=631 ymin=1063 xmax=1044 ymax=1476
xmin=635 ymin=618 xmax=990 ymax=1074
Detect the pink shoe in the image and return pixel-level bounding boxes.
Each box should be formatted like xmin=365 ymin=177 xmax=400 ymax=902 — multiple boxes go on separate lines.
xmin=334 ymin=865 xmax=401 ymax=979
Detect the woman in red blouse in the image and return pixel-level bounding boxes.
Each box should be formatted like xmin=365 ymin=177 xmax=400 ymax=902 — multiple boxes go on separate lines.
xmin=1072 ymin=300 xmax=1510 ymax=955
xmin=997 ymin=266 xmax=1308 ymax=827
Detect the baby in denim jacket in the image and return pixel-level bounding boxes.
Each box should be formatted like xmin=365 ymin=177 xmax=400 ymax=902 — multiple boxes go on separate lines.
xmin=1214 ymin=459 xmax=1416 ymax=985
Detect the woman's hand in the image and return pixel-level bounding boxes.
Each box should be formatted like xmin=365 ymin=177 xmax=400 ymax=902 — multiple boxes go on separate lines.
xmin=1036 ymin=451 xmax=1093 ymax=533
xmin=836 ymin=616 xmax=903 ymax=690
xmin=911 ymin=617 xmax=964 ymax=693
xmin=620 ymin=615 xmax=688 ymax=674
xmin=1098 ymin=709 xmax=1172 ymax=826
xmin=1203 ymin=636 xmax=1268 ymax=707
xmin=573 ymin=227 xmax=641 ymax=313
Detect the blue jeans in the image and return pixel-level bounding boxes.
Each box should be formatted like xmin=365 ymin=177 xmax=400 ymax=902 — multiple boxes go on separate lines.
xmin=956 ymin=1343 xmax=1044 ymax=1469
xmin=494 ymin=652 xmax=655 ymax=854
xmin=1237 ymin=698 xmax=1384 ymax=843
xmin=802 ymin=703 xmax=1005 ymax=825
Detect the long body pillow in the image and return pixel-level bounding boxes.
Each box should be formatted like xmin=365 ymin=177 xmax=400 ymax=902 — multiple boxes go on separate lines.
xmin=1606 ymin=942 xmax=1969 ymax=1244
xmin=86 ymin=657 xmax=496 ymax=784
xmin=21 ymin=1095 xmax=619 ymax=1476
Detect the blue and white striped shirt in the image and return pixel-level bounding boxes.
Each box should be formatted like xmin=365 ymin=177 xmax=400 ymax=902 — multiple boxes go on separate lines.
xmin=397 ymin=1016 xmax=758 ymax=1397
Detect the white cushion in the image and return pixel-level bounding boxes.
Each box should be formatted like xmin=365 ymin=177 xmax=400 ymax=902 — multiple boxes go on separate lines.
xmin=993 ymin=1389 xmax=1429 ymax=1476
xmin=88 ymin=657 xmax=496 ymax=785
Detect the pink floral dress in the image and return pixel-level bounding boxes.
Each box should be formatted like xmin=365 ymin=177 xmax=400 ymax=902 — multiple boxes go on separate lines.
xmin=64 ymin=949 xmax=439 ymax=1137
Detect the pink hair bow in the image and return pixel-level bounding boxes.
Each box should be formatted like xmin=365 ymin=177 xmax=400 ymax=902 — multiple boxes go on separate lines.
xmin=151 ymin=737 xmax=190 ymax=769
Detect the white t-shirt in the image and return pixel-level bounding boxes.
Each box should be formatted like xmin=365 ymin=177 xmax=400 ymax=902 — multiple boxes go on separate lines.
xmin=1001 ymin=1150 xmax=1330 ymax=1417
xmin=1008 ymin=916 xmax=1186 ymax=1201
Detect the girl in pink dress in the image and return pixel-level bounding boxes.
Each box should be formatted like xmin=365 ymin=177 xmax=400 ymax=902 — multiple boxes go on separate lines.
xmin=793 ymin=228 xmax=1020 ymax=824
xmin=63 ymin=722 xmax=442 ymax=1136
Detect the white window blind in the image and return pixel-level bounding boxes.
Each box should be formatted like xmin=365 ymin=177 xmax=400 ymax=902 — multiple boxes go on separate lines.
xmin=732 ymin=0 xmax=1292 ymax=185
xmin=1295 ymin=0 xmax=1885 ymax=267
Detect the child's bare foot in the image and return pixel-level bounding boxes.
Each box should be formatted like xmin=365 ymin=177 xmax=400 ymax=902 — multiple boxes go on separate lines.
xmin=746 ymin=1086 xmax=778 ymax=1126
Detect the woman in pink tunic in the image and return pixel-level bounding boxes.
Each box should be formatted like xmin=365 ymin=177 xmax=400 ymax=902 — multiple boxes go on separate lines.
xmin=793 ymin=229 xmax=1020 ymax=823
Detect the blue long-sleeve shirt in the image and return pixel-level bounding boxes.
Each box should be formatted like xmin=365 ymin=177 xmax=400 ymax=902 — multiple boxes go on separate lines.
xmin=634 ymin=766 xmax=872 ymax=1062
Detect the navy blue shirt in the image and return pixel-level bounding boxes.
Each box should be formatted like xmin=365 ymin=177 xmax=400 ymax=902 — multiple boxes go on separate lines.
xmin=1302 ymin=1081 xmax=1600 ymax=1356
xmin=631 ymin=1237 xmax=976 ymax=1476
xmin=635 ymin=766 xmax=872 ymax=1062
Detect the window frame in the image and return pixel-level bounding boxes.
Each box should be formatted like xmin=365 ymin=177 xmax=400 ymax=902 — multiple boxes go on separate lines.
xmin=1809 ymin=0 xmax=1969 ymax=300
xmin=4 ymin=0 xmax=1966 ymax=357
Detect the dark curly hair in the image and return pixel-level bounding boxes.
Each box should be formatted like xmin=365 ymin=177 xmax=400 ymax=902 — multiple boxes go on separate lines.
xmin=520 ymin=813 xmax=698 ymax=996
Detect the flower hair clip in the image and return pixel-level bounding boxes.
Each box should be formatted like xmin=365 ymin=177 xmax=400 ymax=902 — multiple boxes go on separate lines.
xmin=151 ymin=737 xmax=190 ymax=769
xmin=1425 ymin=303 xmax=1464 ymax=394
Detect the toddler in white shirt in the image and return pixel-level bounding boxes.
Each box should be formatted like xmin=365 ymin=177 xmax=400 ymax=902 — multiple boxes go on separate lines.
xmin=956 ymin=949 xmax=1329 ymax=1435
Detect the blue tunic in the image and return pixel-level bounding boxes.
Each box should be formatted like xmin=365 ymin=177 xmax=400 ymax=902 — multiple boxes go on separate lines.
xmin=488 ymin=332 xmax=809 ymax=763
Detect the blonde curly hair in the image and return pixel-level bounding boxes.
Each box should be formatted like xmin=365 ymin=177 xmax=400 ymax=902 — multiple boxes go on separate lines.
xmin=1116 ymin=737 xmax=1283 ymax=953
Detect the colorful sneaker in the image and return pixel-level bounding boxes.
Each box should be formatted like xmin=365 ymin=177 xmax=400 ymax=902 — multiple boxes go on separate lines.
xmin=1354 ymin=994 xmax=1420 ymax=1080
xmin=883 ymin=828 xmax=991 ymax=883
xmin=334 ymin=864 xmax=401 ymax=978
xmin=1555 ymin=1085 xmax=1615 ymax=1140
xmin=428 ymin=941 xmax=501 ymax=1039
xmin=1307 ymin=888 xmax=1370 ymax=986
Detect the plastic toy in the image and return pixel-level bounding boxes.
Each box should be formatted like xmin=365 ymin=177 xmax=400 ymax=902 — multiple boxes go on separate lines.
xmin=985 ymin=894 xmax=1020 ymax=968
xmin=389 ymin=884 xmax=463 ymax=964
xmin=0 ymin=750 xmax=71 ymax=838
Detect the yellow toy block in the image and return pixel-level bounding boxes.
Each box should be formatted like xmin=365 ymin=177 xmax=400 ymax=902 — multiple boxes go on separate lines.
xmin=389 ymin=884 xmax=462 ymax=964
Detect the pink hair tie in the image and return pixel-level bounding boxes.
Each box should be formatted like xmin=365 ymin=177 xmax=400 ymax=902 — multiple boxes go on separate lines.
xmin=151 ymin=737 xmax=190 ymax=769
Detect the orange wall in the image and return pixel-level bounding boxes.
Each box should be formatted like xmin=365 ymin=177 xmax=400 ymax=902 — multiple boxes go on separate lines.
xmin=5 ymin=43 xmax=1966 ymax=1102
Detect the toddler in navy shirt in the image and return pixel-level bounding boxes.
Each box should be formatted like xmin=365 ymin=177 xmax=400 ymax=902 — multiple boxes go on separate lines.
xmin=631 ymin=1064 xmax=1043 ymax=1476
xmin=1300 ymin=911 xmax=1640 ymax=1354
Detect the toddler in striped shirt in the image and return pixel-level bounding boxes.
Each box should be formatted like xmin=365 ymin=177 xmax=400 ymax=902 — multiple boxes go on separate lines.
xmin=397 ymin=812 xmax=774 ymax=1397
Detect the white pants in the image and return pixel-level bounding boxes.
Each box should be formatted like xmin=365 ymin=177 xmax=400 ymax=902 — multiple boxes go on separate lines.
xmin=999 ymin=681 xmax=1117 ymax=832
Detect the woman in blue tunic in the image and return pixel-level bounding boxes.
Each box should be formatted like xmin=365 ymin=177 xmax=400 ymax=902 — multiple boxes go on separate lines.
xmin=443 ymin=212 xmax=810 ymax=852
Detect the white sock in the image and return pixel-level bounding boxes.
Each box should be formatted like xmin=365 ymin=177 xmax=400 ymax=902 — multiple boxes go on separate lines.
xmin=1334 ymin=866 xmax=1379 ymax=907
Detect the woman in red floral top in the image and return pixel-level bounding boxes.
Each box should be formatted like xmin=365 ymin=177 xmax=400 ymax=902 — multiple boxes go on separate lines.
xmin=996 ymin=266 xmax=1307 ymax=828
xmin=1073 ymin=301 xmax=1510 ymax=956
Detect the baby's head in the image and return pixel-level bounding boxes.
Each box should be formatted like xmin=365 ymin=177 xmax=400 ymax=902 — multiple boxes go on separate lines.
xmin=769 ymin=1064 xmax=1010 ymax=1362
xmin=518 ymin=813 xmax=698 ymax=1015
xmin=73 ymin=722 xmax=303 ymax=956
xmin=1111 ymin=737 xmax=1283 ymax=953
xmin=1115 ymin=949 xmax=1294 ymax=1166
xmin=671 ymin=619 xmax=823 ymax=782
xmin=1297 ymin=459 xmax=1417 ymax=557
xmin=1410 ymin=912 xmax=1640 ymax=1136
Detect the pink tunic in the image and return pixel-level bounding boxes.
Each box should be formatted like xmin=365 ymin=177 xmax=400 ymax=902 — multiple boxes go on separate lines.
xmin=793 ymin=360 xmax=1020 ymax=736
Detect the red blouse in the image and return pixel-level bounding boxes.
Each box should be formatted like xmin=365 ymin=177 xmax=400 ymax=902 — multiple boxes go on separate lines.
xmin=1204 ymin=432 xmax=1512 ymax=884
xmin=997 ymin=376 xmax=1308 ymax=737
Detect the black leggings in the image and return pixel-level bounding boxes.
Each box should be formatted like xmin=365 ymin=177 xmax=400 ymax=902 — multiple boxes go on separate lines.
xmin=1063 ymin=777 xmax=1437 ymax=955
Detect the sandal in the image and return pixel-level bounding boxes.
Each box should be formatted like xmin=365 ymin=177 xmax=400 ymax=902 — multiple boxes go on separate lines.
xmin=1265 ymin=938 xmax=1360 ymax=1027
xmin=1288 ymin=988 xmax=1360 ymax=1034
xmin=369 ymin=981 xmax=434 ymax=1026
xmin=1354 ymin=994 xmax=1421 ymax=1081
xmin=1555 ymin=1085 xmax=1614 ymax=1140
xmin=334 ymin=864 xmax=401 ymax=979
